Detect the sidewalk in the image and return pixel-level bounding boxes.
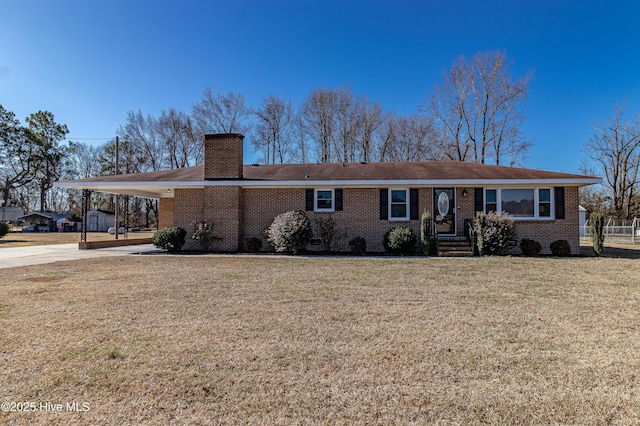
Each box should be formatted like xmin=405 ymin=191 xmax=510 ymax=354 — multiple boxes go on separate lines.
xmin=0 ymin=243 xmax=161 ymax=269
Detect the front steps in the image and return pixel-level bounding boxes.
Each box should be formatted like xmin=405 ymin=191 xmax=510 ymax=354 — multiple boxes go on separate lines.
xmin=437 ymin=236 xmax=474 ymax=257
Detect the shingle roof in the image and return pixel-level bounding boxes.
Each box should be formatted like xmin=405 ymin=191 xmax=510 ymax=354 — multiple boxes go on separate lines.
xmin=241 ymin=161 xmax=594 ymax=181
xmin=55 ymin=160 xmax=601 ymax=199
xmin=66 ymin=160 xmax=594 ymax=183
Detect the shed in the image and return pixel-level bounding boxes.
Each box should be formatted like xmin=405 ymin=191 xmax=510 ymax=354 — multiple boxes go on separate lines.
xmin=85 ymin=210 xmax=115 ymax=232
xmin=579 ymin=205 xmax=587 ymax=237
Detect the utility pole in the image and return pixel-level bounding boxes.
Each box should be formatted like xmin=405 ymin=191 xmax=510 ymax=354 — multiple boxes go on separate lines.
xmin=114 ymin=136 xmax=119 ymax=240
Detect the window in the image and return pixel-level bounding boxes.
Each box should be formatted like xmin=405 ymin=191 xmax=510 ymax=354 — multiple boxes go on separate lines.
xmin=501 ymin=188 xmax=534 ymax=217
xmin=315 ymin=189 xmax=334 ymax=212
xmin=485 ymin=189 xmax=497 ymax=213
xmin=390 ymin=189 xmax=409 ymax=220
xmin=539 ymin=189 xmax=551 ymax=217
xmin=484 ymin=188 xmax=553 ymax=219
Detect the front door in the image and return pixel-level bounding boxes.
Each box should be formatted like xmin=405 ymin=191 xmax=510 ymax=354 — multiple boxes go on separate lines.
xmin=434 ymin=188 xmax=456 ymax=236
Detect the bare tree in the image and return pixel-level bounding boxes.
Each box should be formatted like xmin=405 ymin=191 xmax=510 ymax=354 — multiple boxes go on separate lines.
xmin=301 ymin=88 xmax=338 ymax=163
xmin=382 ymin=114 xmax=439 ymax=162
xmin=252 ymin=95 xmax=294 ymax=164
xmin=118 ymin=110 xmax=165 ymax=172
xmin=356 ymin=96 xmax=383 ymax=163
xmin=584 ymin=105 xmax=640 ymax=219
xmin=334 ymin=86 xmax=359 ymax=163
xmin=192 ymin=88 xmax=251 ymax=135
xmin=427 ymin=51 xmax=533 ymax=165
xmin=68 ymin=141 xmax=103 ymax=178
xmin=290 ymin=114 xmax=310 ymax=164
xmin=376 ymin=112 xmax=399 ymax=162
xmin=156 ymin=108 xmax=202 ymax=168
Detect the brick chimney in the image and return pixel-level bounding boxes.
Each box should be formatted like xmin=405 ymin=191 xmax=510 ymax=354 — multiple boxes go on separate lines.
xmin=204 ymin=133 xmax=244 ymax=179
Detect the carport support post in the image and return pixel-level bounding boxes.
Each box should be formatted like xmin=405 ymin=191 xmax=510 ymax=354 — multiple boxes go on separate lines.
xmin=114 ymin=136 xmax=119 ymax=240
xmin=81 ymin=189 xmax=91 ymax=242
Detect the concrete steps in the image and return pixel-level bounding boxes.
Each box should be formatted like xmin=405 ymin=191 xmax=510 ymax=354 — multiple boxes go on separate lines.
xmin=437 ymin=237 xmax=474 ymax=257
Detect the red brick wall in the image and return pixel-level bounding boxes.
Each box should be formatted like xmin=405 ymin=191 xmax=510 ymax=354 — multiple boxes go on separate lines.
xmin=204 ymin=134 xmax=244 ymax=179
xmin=510 ymin=186 xmax=580 ymax=255
xmin=158 ymin=197 xmax=174 ymax=229
xmin=170 ymin=184 xmax=580 ymax=254
xmin=173 ymin=186 xmax=243 ymax=252
xmin=243 ymin=187 xmax=434 ymax=253
xmin=204 ymin=186 xmax=243 ymax=252
xmin=173 ymin=188 xmax=204 ymax=251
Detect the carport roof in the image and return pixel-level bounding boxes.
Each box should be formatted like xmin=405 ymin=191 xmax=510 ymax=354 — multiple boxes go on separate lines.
xmin=17 ymin=212 xmax=71 ymax=222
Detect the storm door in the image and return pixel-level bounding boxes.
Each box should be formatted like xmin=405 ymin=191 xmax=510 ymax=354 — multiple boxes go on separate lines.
xmin=433 ymin=188 xmax=456 ymax=236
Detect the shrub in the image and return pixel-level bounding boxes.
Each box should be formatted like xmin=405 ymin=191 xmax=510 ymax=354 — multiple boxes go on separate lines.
xmin=314 ymin=214 xmax=346 ymax=252
xmin=153 ymin=227 xmax=187 ymax=253
xmin=245 ymin=237 xmax=263 ymax=253
xmin=191 ymin=221 xmax=221 ymax=251
xmin=474 ymin=211 xmax=486 ymax=255
xmin=266 ymin=210 xmax=313 ymax=254
xmin=0 ymin=222 xmax=9 ymax=238
xmin=550 ymin=239 xmax=571 ymax=257
xmin=482 ymin=211 xmax=517 ymax=255
xmin=420 ymin=211 xmax=432 ymax=255
xmin=590 ymin=211 xmax=605 ymax=257
xmin=520 ymin=238 xmax=542 ymax=256
xmin=348 ymin=237 xmax=367 ymax=255
xmin=383 ymin=226 xmax=417 ymax=255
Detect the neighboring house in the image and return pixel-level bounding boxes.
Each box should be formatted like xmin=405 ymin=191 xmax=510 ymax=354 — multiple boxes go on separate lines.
xmin=56 ymin=134 xmax=601 ymax=254
xmin=17 ymin=212 xmax=71 ymax=232
xmin=85 ymin=209 xmax=116 ymax=232
xmin=0 ymin=207 xmax=24 ymax=223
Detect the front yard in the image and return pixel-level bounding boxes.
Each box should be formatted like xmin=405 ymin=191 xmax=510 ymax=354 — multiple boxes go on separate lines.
xmin=1 ymin=255 xmax=639 ymax=424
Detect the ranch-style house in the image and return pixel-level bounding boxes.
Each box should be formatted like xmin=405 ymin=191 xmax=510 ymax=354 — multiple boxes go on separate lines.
xmin=56 ymin=133 xmax=601 ymax=255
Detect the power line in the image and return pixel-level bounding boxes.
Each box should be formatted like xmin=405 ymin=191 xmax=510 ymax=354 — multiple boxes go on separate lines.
xmin=65 ymin=137 xmax=114 ymax=141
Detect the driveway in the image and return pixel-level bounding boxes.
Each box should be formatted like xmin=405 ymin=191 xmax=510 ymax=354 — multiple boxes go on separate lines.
xmin=0 ymin=243 xmax=161 ymax=269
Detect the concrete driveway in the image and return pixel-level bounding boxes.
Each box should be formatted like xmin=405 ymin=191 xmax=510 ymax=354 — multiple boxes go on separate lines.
xmin=0 ymin=243 xmax=161 ymax=269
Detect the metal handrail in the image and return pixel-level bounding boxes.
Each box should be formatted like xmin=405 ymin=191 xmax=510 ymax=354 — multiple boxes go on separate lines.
xmin=466 ymin=219 xmax=477 ymax=254
xmin=432 ymin=220 xmax=439 ymax=254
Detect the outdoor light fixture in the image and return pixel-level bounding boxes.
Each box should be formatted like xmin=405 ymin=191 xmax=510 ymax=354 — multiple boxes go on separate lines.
xmin=462 ymin=189 xmax=468 ymax=197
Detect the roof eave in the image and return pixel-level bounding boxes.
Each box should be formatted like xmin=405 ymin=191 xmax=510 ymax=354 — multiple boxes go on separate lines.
xmin=55 ymin=177 xmax=602 ymax=198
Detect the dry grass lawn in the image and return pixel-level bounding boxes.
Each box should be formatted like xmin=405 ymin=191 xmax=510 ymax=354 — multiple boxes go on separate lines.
xmin=1 ymin=255 xmax=639 ymax=425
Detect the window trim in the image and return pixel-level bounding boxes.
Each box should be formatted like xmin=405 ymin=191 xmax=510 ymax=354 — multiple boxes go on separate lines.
xmin=314 ymin=188 xmax=335 ymax=212
xmin=389 ymin=188 xmax=410 ymax=221
xmin=484 ymin=187 xmax=554 ymax=220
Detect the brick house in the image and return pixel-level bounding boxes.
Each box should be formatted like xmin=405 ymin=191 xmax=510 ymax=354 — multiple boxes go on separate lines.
xmin=57 ymin=133 xmax=601 ymax=254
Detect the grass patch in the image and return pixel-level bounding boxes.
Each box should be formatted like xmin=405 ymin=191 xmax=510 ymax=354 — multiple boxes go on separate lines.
xmin=0 ymin=301 xmax=11 ymax=319
xmin=0 ymin=256 xmax=639 ymax=424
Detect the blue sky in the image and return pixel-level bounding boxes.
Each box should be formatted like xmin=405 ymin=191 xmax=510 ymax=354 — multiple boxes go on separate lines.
xmin=1 ymin=0 xmax=639 ymax=173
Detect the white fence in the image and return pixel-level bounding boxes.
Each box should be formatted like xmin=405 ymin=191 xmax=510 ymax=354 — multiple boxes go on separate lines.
xmin=581 ymin=217 xmax=640 ymax=244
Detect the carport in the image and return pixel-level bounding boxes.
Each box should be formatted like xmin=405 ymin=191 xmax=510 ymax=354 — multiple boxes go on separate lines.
xmin=17 ymin=212 xmax=71 ymax=232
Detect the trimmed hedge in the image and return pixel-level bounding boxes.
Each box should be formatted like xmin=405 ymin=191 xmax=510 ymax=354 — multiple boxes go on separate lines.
xmin=349 ymin=237 xmax=367 ymax=255
xmin=153 ymin=227 xmax=187 ymax=253
xmin=266 ymin=210 xmax=313 ymax=254
xmin=550 ymin=239 xmax=571 ymax=257
xmin=383 ymin=226 xmax=417 ymax=255
xmin=520 ymin=238 xmax=542 ymax=256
